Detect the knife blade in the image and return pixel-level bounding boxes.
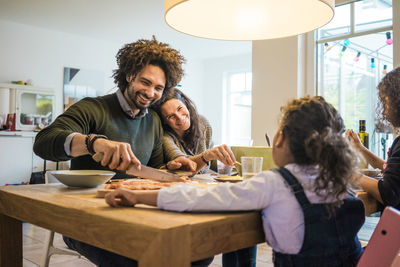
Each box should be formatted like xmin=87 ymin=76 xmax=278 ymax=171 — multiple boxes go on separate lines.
xmin=92 ymin=152 xmax=185 ymax=182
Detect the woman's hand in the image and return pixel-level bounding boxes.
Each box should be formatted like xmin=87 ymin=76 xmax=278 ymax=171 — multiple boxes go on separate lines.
xmin=345 ymin=129 xmax=364 ymax=150
xmin=166 ymin=156 xmax=197 ymax=172
xmin=204 ymin=145 xmax=236 ymax=166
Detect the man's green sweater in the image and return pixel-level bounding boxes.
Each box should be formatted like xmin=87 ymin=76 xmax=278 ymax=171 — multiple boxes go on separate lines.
xmin=33 ymin=93 xmax=164 ymax=178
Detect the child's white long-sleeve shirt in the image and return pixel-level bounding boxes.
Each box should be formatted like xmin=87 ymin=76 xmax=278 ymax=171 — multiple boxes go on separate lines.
xmin=157 ymin=163 xmax=347 ymax=254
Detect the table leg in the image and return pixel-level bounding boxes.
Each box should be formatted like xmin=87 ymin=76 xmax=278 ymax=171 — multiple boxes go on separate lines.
xmin=0 ymin=214 xmax=22 ymax=267
xmin=138 ymin=225 xmax=191 ymax=267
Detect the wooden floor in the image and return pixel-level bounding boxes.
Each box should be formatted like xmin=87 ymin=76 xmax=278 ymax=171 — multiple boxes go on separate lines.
xmin=23 ymin=215 xmax=378 ymax=267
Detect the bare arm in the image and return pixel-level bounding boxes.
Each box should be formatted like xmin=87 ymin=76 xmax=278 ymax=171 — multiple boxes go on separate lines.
xmin=167 ymin=145 xmax=236 ymax=173
xmin=357 ymin=145 xmax=386 ymax=170
xmin=346 ymin=129 xmax=385 ymax=170
xmin=359 ymin=175 xmax=383 ymax=203
xmin=105 ymin=188 xmax=159 ymax=207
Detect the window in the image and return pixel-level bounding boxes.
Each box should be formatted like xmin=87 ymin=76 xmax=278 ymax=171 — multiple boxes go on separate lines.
xmin=317 ymin=0 xmax=393 ymax=159
xmin=222 ymin=72 xmax=252 ymax=146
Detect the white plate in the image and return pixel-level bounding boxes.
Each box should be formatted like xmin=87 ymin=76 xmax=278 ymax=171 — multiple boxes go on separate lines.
xmin=48 ymin=170 xmax=115 ymax=188
xmin=359 ymin=168 xmax=381 ymax=178
xmin=214 ymin=175 xmax=243 ymax=183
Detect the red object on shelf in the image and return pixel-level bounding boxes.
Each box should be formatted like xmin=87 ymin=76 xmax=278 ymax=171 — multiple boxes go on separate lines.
xmin=5 ymin=114 xmax=11 ymax=129
xmin=11 ymin=113 xmax=16 ymax=131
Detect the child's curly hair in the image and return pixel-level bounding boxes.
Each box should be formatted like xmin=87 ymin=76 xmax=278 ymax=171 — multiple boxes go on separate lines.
xmin=376 ymin=67 xmax=400 ymax=128
xmin=280 ymin=96 xmax=357 ymax=203
xmin=112 ymin=36 xmax=186 ymax=95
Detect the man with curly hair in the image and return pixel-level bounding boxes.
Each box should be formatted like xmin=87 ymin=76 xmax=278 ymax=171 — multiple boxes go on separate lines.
xmin=33 ymin=37 xmax=211 ymax=266
xmin=34 ymin=36 xmax=190 ymax=177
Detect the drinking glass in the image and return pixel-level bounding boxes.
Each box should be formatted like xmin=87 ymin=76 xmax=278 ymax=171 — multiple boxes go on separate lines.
xmin=217 ymin=161 xmax=232 ymax=176
xmin=241 ymin=157 xmax=263 ymax=179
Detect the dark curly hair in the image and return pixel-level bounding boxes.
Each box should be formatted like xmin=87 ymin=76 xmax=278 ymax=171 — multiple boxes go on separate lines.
xmin=280 ymin=96 xmax=357 ymax=204
xmin=376 ymin=67 xmax=400 ymax=128
xmin=112 ymin=36 xmax=186 ymax=96
xmin=153 ymin=88 xmax=203 ymax=151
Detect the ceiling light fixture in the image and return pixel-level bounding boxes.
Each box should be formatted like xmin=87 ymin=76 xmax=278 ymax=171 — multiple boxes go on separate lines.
xmin=164 ymin=0 xmax=335 ymax=41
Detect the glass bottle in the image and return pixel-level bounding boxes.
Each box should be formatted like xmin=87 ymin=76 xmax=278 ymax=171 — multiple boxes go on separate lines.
xmin=358 ymin=120 xmax=369 ymax=149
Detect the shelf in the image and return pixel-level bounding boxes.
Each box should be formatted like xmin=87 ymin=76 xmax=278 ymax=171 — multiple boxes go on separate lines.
xmin=0 ymin=131 xmax=37 ymax=137
xmin=0 ymin=83 xmax=53 ymax=92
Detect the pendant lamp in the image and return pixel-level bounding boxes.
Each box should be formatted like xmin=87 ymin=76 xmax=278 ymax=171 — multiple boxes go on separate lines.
xmin=165 ymin=0 xmax=335 ymax=40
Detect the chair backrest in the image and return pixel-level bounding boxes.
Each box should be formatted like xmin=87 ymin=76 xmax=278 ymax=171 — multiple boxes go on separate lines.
xmin=357 ymin=206 xmax=400 ymax=267
xmin=231 ymin=146 xmax=275 ymax=175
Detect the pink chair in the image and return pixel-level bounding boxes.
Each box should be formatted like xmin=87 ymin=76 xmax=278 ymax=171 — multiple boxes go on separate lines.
xmin=357 ymin=206 xmax=400 ymax=267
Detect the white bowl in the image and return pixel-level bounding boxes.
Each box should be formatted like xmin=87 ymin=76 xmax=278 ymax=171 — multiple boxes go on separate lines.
xmin=48 ymin=170 xmax=115 ymax=188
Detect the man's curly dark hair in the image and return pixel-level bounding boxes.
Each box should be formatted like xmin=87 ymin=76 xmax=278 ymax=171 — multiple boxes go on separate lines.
xmin=377 ymin=67 xmax=400 ymax=127
xmin=112 ymin=36 xmax=186 ymax=95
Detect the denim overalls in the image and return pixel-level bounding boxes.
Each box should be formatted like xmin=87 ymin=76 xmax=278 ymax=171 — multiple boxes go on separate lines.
xmin=273 ymin=167 xmax=365 ymax=267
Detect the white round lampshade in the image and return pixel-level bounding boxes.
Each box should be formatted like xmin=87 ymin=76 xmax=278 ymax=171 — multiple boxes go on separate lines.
xmin=165 ymin=0 xmax=335 ymax=40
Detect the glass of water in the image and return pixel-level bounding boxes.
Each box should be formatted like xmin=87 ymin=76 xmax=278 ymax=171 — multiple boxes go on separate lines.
xmin=241 ymin=157 xmax=263 ymax=179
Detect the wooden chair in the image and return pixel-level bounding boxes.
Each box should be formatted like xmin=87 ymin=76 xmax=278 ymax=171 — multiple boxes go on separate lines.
xmin=357 ymin=206 xmax=400 ymax=267
xmin=40 ymin=162 xmax=82 ymax=267
xmin=40 ymin=230 xmax=82 ymax=267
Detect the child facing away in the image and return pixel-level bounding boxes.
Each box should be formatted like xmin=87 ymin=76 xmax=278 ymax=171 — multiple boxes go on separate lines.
xmin=106 ymin=96 xmax=365 ymax=267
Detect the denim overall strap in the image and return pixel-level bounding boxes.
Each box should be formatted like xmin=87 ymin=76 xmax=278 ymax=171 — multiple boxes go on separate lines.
xmin=273 ymin=167 xmax=364 ymax=267
xmin=277 ymin=167 xmax=311 ymax=208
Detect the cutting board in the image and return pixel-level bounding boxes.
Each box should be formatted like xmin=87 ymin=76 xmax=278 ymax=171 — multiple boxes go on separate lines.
xmin=96 ymin=179 xmax=216 ymax=198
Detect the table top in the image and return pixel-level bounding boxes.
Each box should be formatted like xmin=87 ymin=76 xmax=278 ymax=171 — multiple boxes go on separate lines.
xmin=0 ymin=184 xmax=265 ymax=266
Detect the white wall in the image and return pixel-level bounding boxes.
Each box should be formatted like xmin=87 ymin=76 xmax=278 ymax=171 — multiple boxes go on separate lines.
xmin=179 ymin=58 xmax=204 ymax=112
xmin=202 ymin=53 xmax=252 ymax=146
xmin=252 ymin=36 xmax=302 ymax=146
xmin=0 ymin=19 xmax=119 ymax=116
xmin=0 ymin=18 xmax=252 ymax=148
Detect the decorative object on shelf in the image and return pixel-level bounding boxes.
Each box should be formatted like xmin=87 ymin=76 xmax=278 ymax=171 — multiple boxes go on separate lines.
xmin=164 ymin=0 xmax=334 ymax=40
xmin=354 ymin=51 xmax=361 ymax=62
xmin=386 ymin=32 xmax=393 ymax=45
xmin=5 ymin=113 xmax=16 ymax=131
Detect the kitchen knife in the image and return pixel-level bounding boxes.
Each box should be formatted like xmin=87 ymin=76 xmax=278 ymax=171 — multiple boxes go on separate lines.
xmin=92 ymin=152 xmax=186 ymax=182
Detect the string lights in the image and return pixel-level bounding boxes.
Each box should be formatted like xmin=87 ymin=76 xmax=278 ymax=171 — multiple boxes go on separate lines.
xmin=382 ymin=65 xmax=387 ymax=74
xmin=339 ymin=46 xmax=347 ymax=57
xmin=324 ymin=42 xmax=331 ymax=52
xmin=354 ymin=51 xmax=361 ymax=62
xmin=386 ymin=32 xmax=393 ymax=45
xmin=371 ymin=58 xmax=375 ymax=69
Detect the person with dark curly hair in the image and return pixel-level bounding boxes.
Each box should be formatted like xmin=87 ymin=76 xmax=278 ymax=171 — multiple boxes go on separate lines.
xmin=346 ymin=66 xmax=400 ymax=210
xmin=106 ymin=96 xmax=365 ymax=267
xmin=34 ymin=37 xmax=212 ymax=266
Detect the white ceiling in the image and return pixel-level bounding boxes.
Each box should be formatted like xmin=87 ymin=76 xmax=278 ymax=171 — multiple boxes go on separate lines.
xmin=0 ymin=0 xmax=252 ymax=59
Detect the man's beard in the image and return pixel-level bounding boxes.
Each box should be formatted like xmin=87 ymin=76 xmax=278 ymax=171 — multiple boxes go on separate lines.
xmin=127 ymin=88 xmax=157 ymax=110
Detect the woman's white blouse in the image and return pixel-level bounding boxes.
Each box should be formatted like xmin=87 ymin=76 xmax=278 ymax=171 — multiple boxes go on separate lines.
xmin=157 ymin=163 xmax=346 ymax=254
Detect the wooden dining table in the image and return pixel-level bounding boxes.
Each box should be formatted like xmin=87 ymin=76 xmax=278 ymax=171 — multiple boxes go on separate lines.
xmin=0 ymin=183 xmax=381 ymax=267
xmin=0 ymin=183 xmax=265 ymax=267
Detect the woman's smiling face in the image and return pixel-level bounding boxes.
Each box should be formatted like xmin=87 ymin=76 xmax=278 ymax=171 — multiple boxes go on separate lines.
xmin=161 ymin=98 xmax=191 ymax=137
